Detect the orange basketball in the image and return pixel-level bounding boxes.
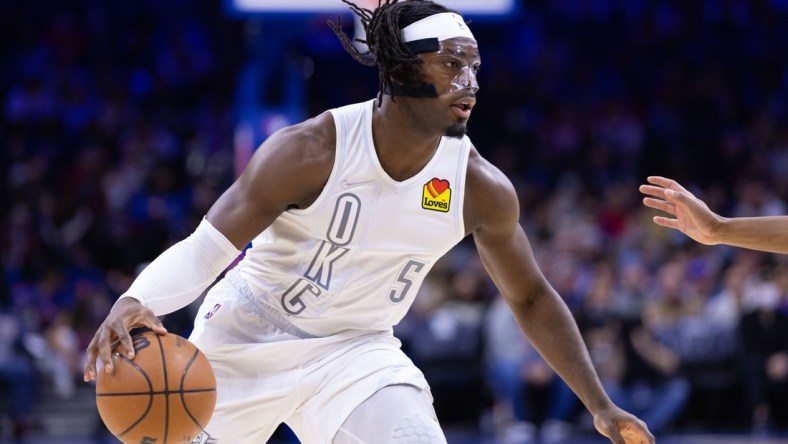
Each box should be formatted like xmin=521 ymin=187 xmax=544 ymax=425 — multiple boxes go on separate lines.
xmin=96 ymin=331 xmax=216 ymax=444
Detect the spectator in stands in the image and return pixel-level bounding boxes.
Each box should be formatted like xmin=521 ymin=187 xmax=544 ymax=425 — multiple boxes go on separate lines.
xmin=399 ymin=261 xmax=489 ymax=427
xmin=0 ymin=312 xmax=37 ymax=440
xmin=485 ymin=294 xmax=579 ymax=443
xmin=704 ymin=260 xmax=754 ymax=331
xmin=738 ymin=265 xmax=788 ymax=434
xmin=603 ymin=260 xmax=691 ymax=435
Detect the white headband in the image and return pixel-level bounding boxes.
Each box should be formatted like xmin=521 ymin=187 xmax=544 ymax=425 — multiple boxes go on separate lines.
xmin=400 ymin=12 xmax=475 ymax=43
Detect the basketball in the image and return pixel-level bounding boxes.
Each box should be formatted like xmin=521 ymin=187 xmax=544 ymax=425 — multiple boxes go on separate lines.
xmin=95 ymin=331 xmax=217 ymax=444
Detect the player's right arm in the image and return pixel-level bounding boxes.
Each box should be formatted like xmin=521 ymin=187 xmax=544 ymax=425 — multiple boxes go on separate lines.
xmin=466 ymin=149 xmax=653 ymax=444
xmin=84 ymin=112 xmax=336 ymax=381
xmin=640 ymin=175 xmax=788 ymax=254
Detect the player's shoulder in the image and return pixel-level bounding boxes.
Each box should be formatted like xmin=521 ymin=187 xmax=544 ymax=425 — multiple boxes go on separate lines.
xmin=270 ymin=111 xmax=336 ymax=154
xmin=464 ymin=145 xmax=519 ymax=232
xmin=243 ymin=111 xmax=336 ymax=185
xmin=466 ymin=145 xmax=516 ymax=198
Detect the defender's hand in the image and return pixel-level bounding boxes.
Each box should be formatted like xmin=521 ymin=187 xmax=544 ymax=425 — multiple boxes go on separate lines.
xmin=640 ymin=175 xmax=720 ymax=245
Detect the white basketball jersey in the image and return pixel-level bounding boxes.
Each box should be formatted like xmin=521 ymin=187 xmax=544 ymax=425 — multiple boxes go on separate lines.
xmin=235 ymin=99 xmax=471 ymax=337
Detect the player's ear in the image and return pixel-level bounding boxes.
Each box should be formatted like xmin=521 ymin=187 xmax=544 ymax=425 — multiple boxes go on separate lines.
xmin=388 ymin=68 xmax=407 ymax=86
xmin=388 ymin=61 xmax=424 ymax=87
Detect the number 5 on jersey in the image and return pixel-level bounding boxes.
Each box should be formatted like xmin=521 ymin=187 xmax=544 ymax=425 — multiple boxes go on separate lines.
xmin=389 ymin=260 xmax=426 ymax=303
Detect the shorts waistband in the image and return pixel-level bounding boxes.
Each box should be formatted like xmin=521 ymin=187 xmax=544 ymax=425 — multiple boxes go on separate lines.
xmin=224 ymin=270 xmax=318 ymax=340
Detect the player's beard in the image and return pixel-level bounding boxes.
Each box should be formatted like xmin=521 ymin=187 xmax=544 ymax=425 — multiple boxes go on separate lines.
xmin=445 ymin=122 xmax=467 ymax=139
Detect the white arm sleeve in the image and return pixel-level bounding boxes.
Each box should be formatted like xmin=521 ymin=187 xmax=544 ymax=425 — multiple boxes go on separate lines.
xmin=118 ymin=217 xmax=242 ymax=315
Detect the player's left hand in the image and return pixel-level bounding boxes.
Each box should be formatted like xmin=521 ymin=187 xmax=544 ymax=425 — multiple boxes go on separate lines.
xmin=593 ymin=405 xmax=655 ymax=444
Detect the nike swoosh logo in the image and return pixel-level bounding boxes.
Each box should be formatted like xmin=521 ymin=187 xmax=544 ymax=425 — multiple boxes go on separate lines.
xmin=341 ymin=178 xmax=372 ymax=188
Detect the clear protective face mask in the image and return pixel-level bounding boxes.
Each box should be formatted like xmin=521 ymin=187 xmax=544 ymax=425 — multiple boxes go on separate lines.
xmin=450 ymin=64 xmax=479 ymax=94
xmin=427 ymin=39 xmax=480 ymax=95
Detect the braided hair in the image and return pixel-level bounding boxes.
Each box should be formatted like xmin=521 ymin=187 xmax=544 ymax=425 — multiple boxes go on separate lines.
xmin=328 ymin=0 xmax=458 ymax=106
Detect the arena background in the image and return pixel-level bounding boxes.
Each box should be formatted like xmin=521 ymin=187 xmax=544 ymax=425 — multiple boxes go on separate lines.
xmin=1 ymin=0 xmax=787 ymax=443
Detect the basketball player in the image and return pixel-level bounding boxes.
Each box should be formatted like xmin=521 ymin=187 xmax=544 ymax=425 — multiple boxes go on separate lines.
xmin=640 ymin=176 xmax=788 ymax=254
xmin=84 ymin=1 xmax=654 ymax=442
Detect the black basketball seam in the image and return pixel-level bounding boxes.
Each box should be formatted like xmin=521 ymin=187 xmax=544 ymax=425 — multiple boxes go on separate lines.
xmin=180 ymin=349 xmax=210 ymax=431
xmin=112 ymin=354 xmax=155 ymax=438
xmin=155 ymin=334 xmax=170 ymax=444
xmin=97 ymin=388 xmax=216 ymax=397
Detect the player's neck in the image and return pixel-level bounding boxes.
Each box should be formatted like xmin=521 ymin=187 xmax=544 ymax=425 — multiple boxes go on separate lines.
xmin=371 ymin=97 xmax=442 ymax=182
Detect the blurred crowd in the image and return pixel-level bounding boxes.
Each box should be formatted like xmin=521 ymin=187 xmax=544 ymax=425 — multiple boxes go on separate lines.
xmin=1 ymin=0 xmax=787 ymax=442
xmin=0 ymin=0 xmax=242 ymax=439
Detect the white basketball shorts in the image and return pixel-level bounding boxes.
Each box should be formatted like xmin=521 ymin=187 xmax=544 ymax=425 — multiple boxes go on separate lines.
xmin=188 ymin=273 xmax=431 ymax=443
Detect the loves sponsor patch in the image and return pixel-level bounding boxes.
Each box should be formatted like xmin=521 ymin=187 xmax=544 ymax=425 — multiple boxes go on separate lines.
xmin=422 ymin=178 xmax=451 ymax=212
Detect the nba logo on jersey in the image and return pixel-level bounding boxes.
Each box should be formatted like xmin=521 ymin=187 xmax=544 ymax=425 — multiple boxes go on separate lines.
xmin=422 ymin=178 xmax=451 ymax=212
xmin=203 ymin=303 xmax=222 ymax=320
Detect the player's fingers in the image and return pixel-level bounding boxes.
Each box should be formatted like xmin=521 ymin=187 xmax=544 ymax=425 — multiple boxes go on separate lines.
xmin=84 ymin=336 xmax=100 ymax=381
xmin=646 ymin=175 xmax=672 ymax=188
xmin=114 ymin=320 xmax=136 ymax=360
xmin=653 ymin=216 xmax=679 ymax=229
xmin=620 ymin=422 xmax=656 ymax=444
xmin=664 ymin=188 xmax=695 ymax=206
xmin=97 ymin=327 xmax=116 ymax=375
xmin=639 ymin=184 xmax=667 ymax=199
xmin=638 ymin=429 xmax=656 ymax=444
xmin=643 ymin=197 xmax=676 ymax=215
xmin=145 ymin=313 xmax=168 ymax=335
xmin=645 ymin=175 xmax=681 ymax=191
xmin=646 ymin=175 xmax=694 ymax=196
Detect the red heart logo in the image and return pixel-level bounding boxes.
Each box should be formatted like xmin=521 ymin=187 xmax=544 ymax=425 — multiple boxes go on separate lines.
xmin=427 ymin=178 xmax=450 ymax=197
